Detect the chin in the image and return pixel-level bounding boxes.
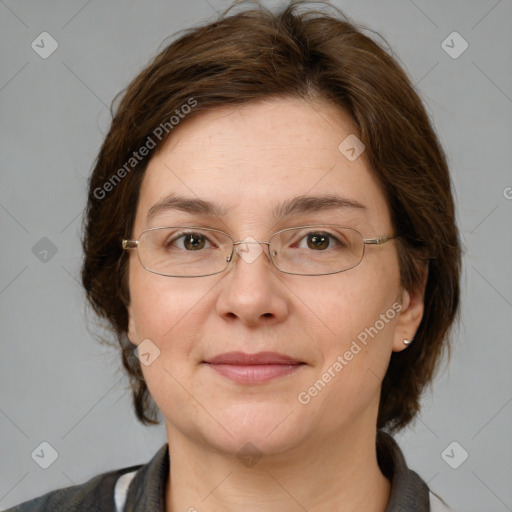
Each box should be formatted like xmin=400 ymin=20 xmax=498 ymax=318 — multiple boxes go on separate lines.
xmin=205 ymin=425 xmax=307 ymax=460
xmin=168 ymin=401 xmax=312 ymax=458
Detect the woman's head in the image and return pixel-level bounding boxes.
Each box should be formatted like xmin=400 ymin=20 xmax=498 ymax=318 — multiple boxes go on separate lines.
xmin=81 ymin=1 xmax=460 ymax=441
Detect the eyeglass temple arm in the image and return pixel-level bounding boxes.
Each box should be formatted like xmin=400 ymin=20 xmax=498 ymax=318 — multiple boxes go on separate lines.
xmin=122 ymin=239 xmax=138 ymax=249
xmin=363 ymin=235 xmax=396 ymax=245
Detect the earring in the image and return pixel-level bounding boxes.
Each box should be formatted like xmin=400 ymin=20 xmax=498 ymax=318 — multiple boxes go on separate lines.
xmin=403 ymin=339 xmax=412 ymax=345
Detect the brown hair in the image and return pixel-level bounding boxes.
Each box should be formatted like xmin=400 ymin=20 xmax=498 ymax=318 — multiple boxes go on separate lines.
xmin=81 ymin=0 xmax=461 ymax=433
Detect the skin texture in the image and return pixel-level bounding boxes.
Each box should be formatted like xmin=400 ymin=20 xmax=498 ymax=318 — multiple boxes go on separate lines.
xmin=126 ymin=97 xmax=426 ymax=512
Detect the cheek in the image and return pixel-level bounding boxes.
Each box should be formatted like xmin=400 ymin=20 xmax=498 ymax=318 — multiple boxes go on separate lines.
xmin=127 ymin=264 xmax=205 ymax=351
xmin=303 ymin=258 xmax=400 ymax=344
xmin=127 ymin=270 xmax=209 ymax=411
xmin=297 ymin=260 xmax=401 ymax=406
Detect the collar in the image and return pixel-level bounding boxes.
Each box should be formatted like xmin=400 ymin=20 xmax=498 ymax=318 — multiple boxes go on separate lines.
xmin=122 ymin=431 xmax=430 ymax=511
xmin=377 ymin=431 xmax=431 ymax=511
xmin=123 ymin=443 xmax=168 ymax=511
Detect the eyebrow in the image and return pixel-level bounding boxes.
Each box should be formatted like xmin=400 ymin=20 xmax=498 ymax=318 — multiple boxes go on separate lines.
xmin=146 ymin=193 xmax=367 ymax=221
xmin=274 ymin=194 xmax=367 ymax=218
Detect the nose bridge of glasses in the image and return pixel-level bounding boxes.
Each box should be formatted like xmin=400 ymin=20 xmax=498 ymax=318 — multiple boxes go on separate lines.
xmin=232 ymin=240 xmax=271 ymax=247
xmin=227 ymin=239 xmax=272 ymax=265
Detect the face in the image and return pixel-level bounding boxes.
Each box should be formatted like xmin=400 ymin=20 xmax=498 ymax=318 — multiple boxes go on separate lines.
xmin=126 ymin=97 xmax=424 ymax=456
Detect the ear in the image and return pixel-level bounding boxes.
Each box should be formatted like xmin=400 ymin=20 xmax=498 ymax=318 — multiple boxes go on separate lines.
xmin=392 ymin=264 xmax=428 ymax=353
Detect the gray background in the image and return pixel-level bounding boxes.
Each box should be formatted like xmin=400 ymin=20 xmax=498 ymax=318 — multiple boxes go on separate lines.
xmin=1 ymin=0 xmax=511 ymax=510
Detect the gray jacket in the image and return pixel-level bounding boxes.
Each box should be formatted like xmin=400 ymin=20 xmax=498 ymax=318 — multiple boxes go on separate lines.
xmin=4 ymin=432 xmax=450 ymax=511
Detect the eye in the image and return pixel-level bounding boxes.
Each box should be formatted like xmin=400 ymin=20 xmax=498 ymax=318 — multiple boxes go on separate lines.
xmin=296 ymin=231 xmax=345 ymax=251
xmin=166 ymin=232 xmax=214 ymax=251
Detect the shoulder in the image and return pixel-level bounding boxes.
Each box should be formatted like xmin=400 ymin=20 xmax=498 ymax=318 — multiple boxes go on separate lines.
xmin=3 ymin=464 xmax=142 ymax=512
xmin=4 ymin=444 xmax=169 ymax=512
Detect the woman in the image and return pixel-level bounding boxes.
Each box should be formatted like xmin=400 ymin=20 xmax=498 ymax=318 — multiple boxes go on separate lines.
xmin=8 ymin=1 xmax=460 ymax=510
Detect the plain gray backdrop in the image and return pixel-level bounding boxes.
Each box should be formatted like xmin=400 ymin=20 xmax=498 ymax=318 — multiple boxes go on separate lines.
xmin=1 ymin=1 xmax=511 ymax=510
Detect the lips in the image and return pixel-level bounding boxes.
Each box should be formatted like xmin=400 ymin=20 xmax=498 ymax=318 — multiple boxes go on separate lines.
xmin=203 ymin=351 xmax=305 ymax=384
xmin=205 ymin=351 xmax=302 ymax=365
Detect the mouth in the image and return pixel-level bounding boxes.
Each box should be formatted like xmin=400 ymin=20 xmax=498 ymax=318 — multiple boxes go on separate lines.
xmin=203 ymin=351 xmax=306 ymax=384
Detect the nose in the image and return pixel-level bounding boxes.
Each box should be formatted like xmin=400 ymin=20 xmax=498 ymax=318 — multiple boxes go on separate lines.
xmin=215 ymin=238 xmax=289 ymax=327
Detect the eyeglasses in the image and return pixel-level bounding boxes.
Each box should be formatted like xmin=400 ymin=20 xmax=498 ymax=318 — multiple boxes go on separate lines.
xmin=122 ymin=225 xmax=396 ymax=277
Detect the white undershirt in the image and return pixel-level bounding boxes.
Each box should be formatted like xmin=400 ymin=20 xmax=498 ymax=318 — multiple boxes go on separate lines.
xmin=114 ymin=470 xmax=137 ymax=512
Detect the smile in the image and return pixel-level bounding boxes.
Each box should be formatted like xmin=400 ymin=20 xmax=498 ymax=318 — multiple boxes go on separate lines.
xmin=203 ymin=351 xmax=306 ymax=384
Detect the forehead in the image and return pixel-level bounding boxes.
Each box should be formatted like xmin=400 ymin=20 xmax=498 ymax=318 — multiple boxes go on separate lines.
xmin=135 ymin=97 xmax=390 ymax=231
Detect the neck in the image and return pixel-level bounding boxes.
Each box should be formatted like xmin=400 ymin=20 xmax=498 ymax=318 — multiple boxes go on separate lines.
xmin=164 ymin=421 xmax=390 ymax=512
